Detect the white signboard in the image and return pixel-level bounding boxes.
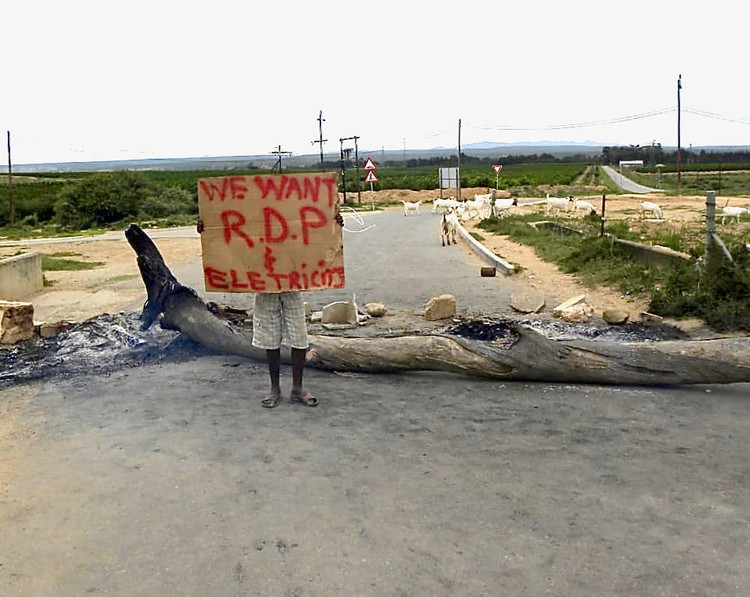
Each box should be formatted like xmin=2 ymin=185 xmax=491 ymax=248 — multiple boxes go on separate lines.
xmin=439 ymin=167 xmax=459 ymax=190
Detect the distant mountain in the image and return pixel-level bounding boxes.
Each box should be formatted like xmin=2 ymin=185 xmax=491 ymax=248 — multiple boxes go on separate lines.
xmin=6 ymin=142 xmax=750 ymax=174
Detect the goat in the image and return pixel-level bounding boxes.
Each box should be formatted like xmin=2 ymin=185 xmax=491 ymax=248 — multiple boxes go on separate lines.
xmin=573 ymin=198 xmax=598 ymax=216
xmin=492 ymin=197 xmax=518 ymax=218
xmin=461 ymin=195 xmax=492 ymax=219
xmin=639 ymin=201 xmax=664 ymax=219
xmin=721 ymin=205 xmax=750 ymax=224
xmin=544 ymin=194 xmax=574 ymax=216
xmin=441 ymin=207 xmax=459 ymax=246
xmin=432 ymin=197 xmax=461 ymax=214
xmin=402 ymin=200 xmax=422 ymax=216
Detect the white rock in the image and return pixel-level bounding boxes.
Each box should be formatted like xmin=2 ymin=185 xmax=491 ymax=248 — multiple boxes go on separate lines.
xmin=0 ymin=300 xmax=36 ymax=344
xmin=424 ymin=294 xmax=456 ymax=321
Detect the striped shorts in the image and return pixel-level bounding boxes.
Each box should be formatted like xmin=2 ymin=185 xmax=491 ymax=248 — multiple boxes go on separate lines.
xmin=251 ymin=292 xmax=309 ymax=350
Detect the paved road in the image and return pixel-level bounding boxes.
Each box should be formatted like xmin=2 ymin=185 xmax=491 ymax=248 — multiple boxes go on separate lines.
xmin=1 ymin=210 xmax=534 ymax=323
xmin=2 ymin=210 xmax=749 ymax=597
xmin=602 ymin=165 xmax=661 ymax=194
xmin=178 ymin=209 xmax=532 ymax=317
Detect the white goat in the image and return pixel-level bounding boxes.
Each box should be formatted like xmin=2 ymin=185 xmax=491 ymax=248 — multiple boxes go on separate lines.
xmin=441 ymin=207 xmax=459 ymax=246
xmin=402 ymin=200 xmax=422 ymax=216
xmin=492 ymin=197 xmax=518 ymax=218
xmin=721 ymin=205 xmax=749 ymax=224
xmin=573 ymin=198 xmax=598 ymax=216
xmin=432 ymin=197 xmax=461 ymax=214
xmin=461 ymin=194 xmax=492 ymax=219
xmin=639 ymin=201 xmax=664 ymax=219
xmin=544 ymin=194 xmax=574 ymax=216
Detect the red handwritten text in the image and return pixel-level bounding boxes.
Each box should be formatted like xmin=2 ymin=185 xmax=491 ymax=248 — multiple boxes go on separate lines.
xmin=253 ymin=174 xmax=337 ymax=208
xmin=220 ymin=206 xmax=328 ymax=247
xmin=204 ymin=265 xmax=344 ymax=292
xmin=199 ymin=176 xmax=249 ymax=201
xmin=221 ymin=210 xmax=254 ymax=247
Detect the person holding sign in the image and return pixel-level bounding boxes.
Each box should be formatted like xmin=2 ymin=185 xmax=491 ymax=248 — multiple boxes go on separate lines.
xmin=197 ymin=173 xmax=345 ymax=409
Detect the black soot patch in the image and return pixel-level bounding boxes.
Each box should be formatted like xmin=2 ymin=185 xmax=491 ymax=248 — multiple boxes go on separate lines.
xmin=445 ymin=319 xmax=519 ymax=342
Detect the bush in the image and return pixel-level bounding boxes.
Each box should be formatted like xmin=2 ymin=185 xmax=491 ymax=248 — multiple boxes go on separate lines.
xmin=139 ymin=186 xmax=196 ymax=218
xmin=650 ymin=243 xmax=750 ymax=331
xmin=55 ymin=171 xmax=152 ymax=228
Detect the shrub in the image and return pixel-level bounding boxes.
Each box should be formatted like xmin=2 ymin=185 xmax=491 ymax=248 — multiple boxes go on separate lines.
xmin=139 ymin=186 xmax=195 ymax=218
xmin=55 ymin=171 xmax=152 ymax=228
xmin=650 ymin=242 xmax=750 ymax=331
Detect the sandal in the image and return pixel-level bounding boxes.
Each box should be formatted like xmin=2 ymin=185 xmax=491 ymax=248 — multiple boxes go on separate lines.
xmin=290 ymin=391 xmax=319 ymax=407
xmin=261 ymin=394 xmax=282 ymax=409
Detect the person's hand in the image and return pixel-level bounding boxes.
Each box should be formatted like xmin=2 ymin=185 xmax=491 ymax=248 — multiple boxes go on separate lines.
xmin=196 ymin=218 xmax=205 ymax=234
xmin=335 ymin=213 xmax=344 ymax=227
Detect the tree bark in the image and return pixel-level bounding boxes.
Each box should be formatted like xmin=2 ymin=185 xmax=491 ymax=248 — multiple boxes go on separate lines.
xmin=125 ymin=224 xmax=750 ymax=385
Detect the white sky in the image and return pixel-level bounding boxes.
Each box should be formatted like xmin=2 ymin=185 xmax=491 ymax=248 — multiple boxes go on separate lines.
xmin=2 ymin=0 xmax=748 ymax=165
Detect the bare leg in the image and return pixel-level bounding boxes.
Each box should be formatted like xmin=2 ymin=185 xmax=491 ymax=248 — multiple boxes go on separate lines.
xmin=290 ymin=347 xmax=318 ymax=406
xmin=261 ymin=349 xmax=282 ymax=408
xmin=291 ymin=347 xmax=306 ymax=395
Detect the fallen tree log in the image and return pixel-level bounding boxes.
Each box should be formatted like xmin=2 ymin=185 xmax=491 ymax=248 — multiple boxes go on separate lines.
xmin=125 ymin=224 xmax=750 ymax=385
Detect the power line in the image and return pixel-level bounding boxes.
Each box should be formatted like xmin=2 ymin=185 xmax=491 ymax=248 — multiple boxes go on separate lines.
xmin=451 ymin=105 xmax=750 ymax=138
xmin=682 ymin=107 xmax=750 ymax=126
xmin=462 ymin=107 xmax=677 ymax=133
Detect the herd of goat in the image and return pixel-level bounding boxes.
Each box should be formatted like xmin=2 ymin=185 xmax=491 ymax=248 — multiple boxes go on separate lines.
xmin=397 ymin=193 xmax=750 ymax=247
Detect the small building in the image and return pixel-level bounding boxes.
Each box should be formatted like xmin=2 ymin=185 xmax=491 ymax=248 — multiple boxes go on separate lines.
xmin=619 ymin=160 xmax=644 ymax=169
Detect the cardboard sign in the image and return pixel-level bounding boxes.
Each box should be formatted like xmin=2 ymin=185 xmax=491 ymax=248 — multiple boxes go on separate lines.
xmin=197 ymin=173 xmax=345 ymax=293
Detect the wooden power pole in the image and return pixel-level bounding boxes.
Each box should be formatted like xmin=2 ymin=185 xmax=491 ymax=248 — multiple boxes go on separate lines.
xmin=457 ymin=118 xmax=462 ymax=200
xmin=677 ymin=74 xmax=682 ymax=196
xmin=6 ymin=131 xmax=14 ymax=224
xmin=312 ymin=110 xmax=327 ymax=165
xmin=271 ymin=145 xmax=292 ymax=172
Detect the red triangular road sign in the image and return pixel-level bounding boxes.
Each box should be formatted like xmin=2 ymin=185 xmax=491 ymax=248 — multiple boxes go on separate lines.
xmin=363 ymin=157 xmax=377 ymax=171
xmin=492 ymin=164 xmax=504 ymax=174
xmin=364 ymin=171 xmax=378 ymax=183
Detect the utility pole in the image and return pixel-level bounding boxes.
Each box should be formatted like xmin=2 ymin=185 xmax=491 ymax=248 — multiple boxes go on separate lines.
xmin=6 ymin=131 xmax=14 ymax=225
xmin=311 ymin=110 xmax=327 ymax=166
xmin=340 ymin=135 xmax=360 ymax=204
xmin=271 ymin=145 xmax=292 ymax=172
xmin=339 ymin=139 xmax=348 ymax=205
xmin=353 ymin=135 xmax=361 ymax=205
xmin=457 ymin=118 xmax=462 ymax=200
xmin=677 ymin=74 xmax=682 ymax=196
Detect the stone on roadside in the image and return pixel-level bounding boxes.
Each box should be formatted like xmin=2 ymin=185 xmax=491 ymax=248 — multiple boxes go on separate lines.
xmin=321 ymin=300 xmax=358 ymax=325
xmin=509 ymin=289 xmax=545 ymax=314
xmin=364 ymin=302 xmax=388 ymax=317
xmin=37 ymin=320 xmax=74 ymax=339
xmin=640 ymin=311 xmax=664 ymax=325
xmin=0 ymin=300 xmax=35 ymax=345
xmin=553 ymin=295 xmax=594 ymax=323
xmin=424 ymin=294 xmax=456 ymax=321
xmin=552 ymin=294 xmax=587 ymax=314
xmin=602 ymin=309 xmax=630 ymax=325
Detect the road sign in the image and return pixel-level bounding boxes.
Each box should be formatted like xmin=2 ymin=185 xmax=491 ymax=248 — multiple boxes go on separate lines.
xmin=492 ymin=164 xmax=503 ymax=191
xmin=364 ymin=171 xmax=379 ymax=183
xmin=363 ymin=157 xmax=377 ymax=171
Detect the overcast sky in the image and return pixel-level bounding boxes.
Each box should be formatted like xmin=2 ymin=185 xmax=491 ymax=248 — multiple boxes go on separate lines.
xmin=2 ymin=0 xmax=748 ymax=165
